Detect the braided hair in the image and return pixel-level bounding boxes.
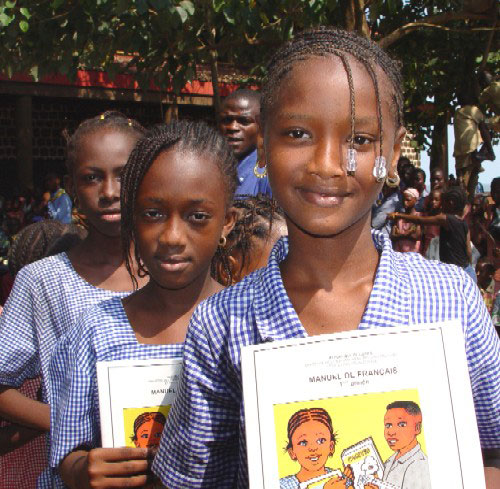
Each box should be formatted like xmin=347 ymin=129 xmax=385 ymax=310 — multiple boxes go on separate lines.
xmin=212 ymin=194 xmax=284 ymax=286
xmin=8 ymin=220 xmax=86 ymax=276
xmin=121 ymin=120 xmax=238 ymax=289
xmin=285 ymin=407 xmax=337 ymax=451
xmin=261 ymin=27 xmax=404 ymax=160
xmin=64 ymin=111 xmax=146 ymax=174
xmin=442 ymin=187 xmax=467 ymax=215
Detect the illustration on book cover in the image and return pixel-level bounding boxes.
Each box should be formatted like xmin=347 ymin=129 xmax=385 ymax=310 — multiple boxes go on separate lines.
xmin=275 ymin=389 xmax=431 ymax=489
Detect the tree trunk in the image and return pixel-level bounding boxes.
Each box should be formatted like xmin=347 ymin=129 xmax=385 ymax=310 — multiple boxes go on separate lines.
xmin=429 ymin=110 xmax=449 ymax=177
xmin=344 ymin=0 xmax=370 ymax=36
xmin=209 ymin=50 xmax=221 ymax=121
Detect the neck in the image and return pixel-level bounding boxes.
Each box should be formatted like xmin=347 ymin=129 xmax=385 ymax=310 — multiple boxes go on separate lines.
xmin=78 ymin=226 xmax=124 ymax=265
xmin=395 ymin=439 xmax=418 ymax=459
xmin=237 ymin=146 xmax=256 ymax=162
xmin=282 ymin=212 xmax=379 ymax=290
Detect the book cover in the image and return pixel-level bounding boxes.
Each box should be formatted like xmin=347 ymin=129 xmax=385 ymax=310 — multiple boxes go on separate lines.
xmin=242 ymin=322 xmax=485 ymax=489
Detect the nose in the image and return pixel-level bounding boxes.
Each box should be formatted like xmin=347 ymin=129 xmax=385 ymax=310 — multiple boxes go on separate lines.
xmin=306 ymin=137 xmax=344 ymax=179
xmin=160 ymin=215 xmax=186 ymax=249
xmin=226 ymin=118 xmax=239 ymax=133
xmin=101 ymin=176 xmax=120 ymax=202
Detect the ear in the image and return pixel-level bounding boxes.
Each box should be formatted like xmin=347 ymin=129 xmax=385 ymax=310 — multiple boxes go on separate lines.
xmin=329 ymin=440 xmax=335 ymax=456
xmin=415 ymin=421 xmax=422 ymax=435
xmin=222 ymin=208 xmax=237 ymax=239
xmin=389 ymin=126 xmax=406 ymax=176
xmin=288 ymin=448 xmax=297 ymax=461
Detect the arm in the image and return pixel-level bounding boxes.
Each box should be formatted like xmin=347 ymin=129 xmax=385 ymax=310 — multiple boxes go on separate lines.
xmin=0 ymin=423 xmax=44 ymax=455
xmin=466 ymin=230 xmax=472 ymax=264
xmin=59 ymin=447 xmax=152 ymax=489
xmin=484 ymin=455 xmax=500 ymax=489
xmin=0 ymin=386 xmax=49 ymax=430
xmin=387 ymin=212 xmax=447 ymax=227
xmin=478 ymin=121 xmax=495 ymax=159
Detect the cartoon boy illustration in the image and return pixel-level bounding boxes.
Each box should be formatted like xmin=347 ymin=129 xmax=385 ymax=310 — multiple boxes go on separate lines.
xmin=131 ymin=411 xmax=166 ymax=449
xmin=366 ymin=401 xmax=431 ymax=489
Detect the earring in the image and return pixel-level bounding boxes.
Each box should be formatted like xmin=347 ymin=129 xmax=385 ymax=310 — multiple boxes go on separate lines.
xmin=253 ymin=161 xmax=267 ymax=179
xmin=219 ymin=236 xmax=227 ymax=247
xmin=346 ymin=148 xmax=357 ymax=176
xmin=137 ymin=258 xmax=149 ymax=278
xmin=385 ymin=171 xmax=400 ymax=188
xmin=373 ymin=156 xmax=387 ymax=182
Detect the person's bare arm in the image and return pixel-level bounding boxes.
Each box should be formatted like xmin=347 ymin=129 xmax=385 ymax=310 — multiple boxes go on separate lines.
xmin=0 ymin=386 xmax=50 ymax=431
xmin=478 ymin=121 xmax=495 ymax=159
xmin=59 ymin=447 xmax=152 ymax=489
xmin=465 ymin=230 xmax=472 ymax=264
xmin=484 ymin=465 xmax=500 ymax=489
xmin=0 ymin=423 xmax=43 ymax=455
xmin=387 ymin=212 xmax=447 ymax=227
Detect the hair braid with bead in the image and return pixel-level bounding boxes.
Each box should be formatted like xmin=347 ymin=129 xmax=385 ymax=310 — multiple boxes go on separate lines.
xmin=121 ymin=120 xmax=238 ymax=289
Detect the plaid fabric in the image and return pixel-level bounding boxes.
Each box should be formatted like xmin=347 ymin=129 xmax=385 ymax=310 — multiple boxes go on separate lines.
xmin=49 ymin=297 xmax=183 ymax=479
xmin=152 ymin=232 xmax=500 ymax=489
xmin=0 ymin=377 xmax=46 ymax=489
xmin=0 ymin=253 xmax=129 ymax=489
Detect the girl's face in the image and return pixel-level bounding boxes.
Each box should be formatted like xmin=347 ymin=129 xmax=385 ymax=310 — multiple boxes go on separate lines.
xmin=134 ymin=148 xmax=234 ymax=290
xmin=430 ymin=191 xmax=442 ymax=211
xmin=263 ymin=56 xmax=404 ymax=238
xmin=288 ymin=420 xmax=334 ymax=472
xmin=134 ymin=418 xmax=165 ymax=449
xmin=69 ymin=128 xmax=138 ymax=237
xmin=403 ymin=194 xmax=416 ymax=210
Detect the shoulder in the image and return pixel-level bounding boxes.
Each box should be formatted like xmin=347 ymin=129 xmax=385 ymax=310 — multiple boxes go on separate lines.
xmin=16 ymin=252 xmax=72 ymax=283
xmin=279 ymin=474 xmax=299 ymax=489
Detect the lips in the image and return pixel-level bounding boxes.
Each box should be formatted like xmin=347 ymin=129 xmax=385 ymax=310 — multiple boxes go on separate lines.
xmin=298 ymin=186 xmax=350 ymax=208
xmin=157 ymin=256 xmax=191 ymax=273
xmin=100 ymin=211 xmax=121 ymax=222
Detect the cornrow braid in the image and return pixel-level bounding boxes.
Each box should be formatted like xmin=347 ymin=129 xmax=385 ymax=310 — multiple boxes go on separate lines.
xmin=121 ymin=120 xmax=238 ymax=289
xmin=261 ymin=27 xmax=404 ymax=162
xmin=8 ymin=221 xmax=85 ymax=276
xmin=211 ymin=194 xmax=284 ymax=286
xmin=285 ymin=407 xmax=337 ymax=451
xmin=65 ymin=110 xmax=146 ymax=174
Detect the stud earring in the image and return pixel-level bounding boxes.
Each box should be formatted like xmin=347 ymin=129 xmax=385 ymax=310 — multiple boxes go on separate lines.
xmin=373 ymin=156 xmax=387 ymax=182
xmin=219 ymin=236 xmax=227 ymax=247
xmin=346 ymin=148 xmax=357 ymax=176
xmin=385 ymin=171 xmax=400 ymax=188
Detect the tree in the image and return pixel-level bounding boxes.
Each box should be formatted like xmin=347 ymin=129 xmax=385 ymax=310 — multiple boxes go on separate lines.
xmin=0 ymin=0 xmax=497 ymax=159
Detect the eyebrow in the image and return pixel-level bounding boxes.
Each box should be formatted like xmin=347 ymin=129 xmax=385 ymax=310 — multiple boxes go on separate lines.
xmin=142 ymin=197 xmax=215 ymax=206
xmin=278 ymin=113 xmax=378 ymax=125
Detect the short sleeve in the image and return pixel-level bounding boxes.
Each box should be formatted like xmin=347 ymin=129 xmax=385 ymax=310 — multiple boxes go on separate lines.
xmin=402 ymin=457 xmax=432 ymax=489
xmin=152 ymin=309 xmax=241 ymax=488
xmin=0 ymin=267 xmax=41 ymax=386
xmin=49 ymin=315 xmax=100 ymax=468
xmin=461 ymin=274 xmax=500 ymax=449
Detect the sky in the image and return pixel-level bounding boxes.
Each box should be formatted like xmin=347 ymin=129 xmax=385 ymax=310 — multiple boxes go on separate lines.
xmin=419 ymin=125 xmax=498 ymax=193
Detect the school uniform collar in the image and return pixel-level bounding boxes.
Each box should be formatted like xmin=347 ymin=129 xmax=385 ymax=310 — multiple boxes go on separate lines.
xmin=253 ymin=230 xmax=411 ymax=342
xmin=394 ymin=442 xmax=422 ymax=464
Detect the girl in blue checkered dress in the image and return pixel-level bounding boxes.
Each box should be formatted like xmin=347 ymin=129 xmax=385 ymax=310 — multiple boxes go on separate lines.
xmin=0 ymin=112 xmax=148 ymax=488
xmin=152 ymin=28 xmax=500 ymax=489
xmin=51 ymin=121 xmax=238 ymax=489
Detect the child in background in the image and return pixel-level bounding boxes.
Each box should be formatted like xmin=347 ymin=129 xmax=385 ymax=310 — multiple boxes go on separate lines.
xmin=390 ymin=188 xmax=421 ymax=253
xmin=421 ymin=188 xmax=442 ymax=258
xmin=50 ymin=121 xmax=236 ymax=489
xmin=476 ymin=258 xmax=495 ymax=314
xmin=153 ymin=28 xmax=499 ymax=488
xmin=389 ymin=187 xmax=475 ymax=282
xmin=0 ymin=111 xmax=147 ymax=489
xmin=213 ymin=194 xmax=286 ymax=285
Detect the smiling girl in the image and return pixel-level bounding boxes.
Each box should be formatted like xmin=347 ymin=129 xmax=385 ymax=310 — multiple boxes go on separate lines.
xmin=0 ymin=111 xmax=146 ymax=488
xmin=153 ymin=28 xmax=500 ymax=489
xmin=49 ymin=121 xmax=236 ymax=489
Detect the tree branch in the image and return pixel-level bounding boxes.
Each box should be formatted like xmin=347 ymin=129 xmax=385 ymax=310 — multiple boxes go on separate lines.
xmin=378 ymin=11 xmax=492 ymax=49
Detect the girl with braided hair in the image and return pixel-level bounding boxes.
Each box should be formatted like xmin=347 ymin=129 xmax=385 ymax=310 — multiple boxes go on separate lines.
xmin=153 ymin=27 xmax=499 ymax=489
xmin=50 ymin=121 xmax=236 ymax=489
xmin=0 ymin=111 xmax=147 ymax=489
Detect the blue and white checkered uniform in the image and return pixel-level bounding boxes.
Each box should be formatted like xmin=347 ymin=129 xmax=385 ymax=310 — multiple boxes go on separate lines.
xmin=49 ymin=296 xmax=183 ymax=485
xmin=152 ymin=232 xmax=500 ymax=489
xmin=0 ymin=253 xmax=129 ymax=489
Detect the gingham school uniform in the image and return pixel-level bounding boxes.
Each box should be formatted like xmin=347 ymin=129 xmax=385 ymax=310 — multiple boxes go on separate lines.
xmin=152 ymin=232 xmax=500 ymax=489
xmin=49 ymin=297 xmax=183 ymax=483
xmin=0 ymin=253 xmax=130 ymax=489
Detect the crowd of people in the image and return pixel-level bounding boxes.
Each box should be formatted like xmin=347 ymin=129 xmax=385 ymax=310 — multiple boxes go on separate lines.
xmin=0 ymin=26 xmax=498 ymax=489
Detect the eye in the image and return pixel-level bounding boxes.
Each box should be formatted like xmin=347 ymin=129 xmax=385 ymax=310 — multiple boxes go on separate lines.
xmin=298 ymin=440 xmax=307 ymax=447
xmin=286 ymin=129 xmax=310 ymax=140
xmin=84 ymin=174 xmax=100 ymax=183
xmin=385 ymin=423 xmax=392 ymax=429
xmin=141 ymin=433 xmax=148 ymax=439
xmin=189 ymin=212 xmax=211 ymax=223
xmin=142 ymin=209 xmax=163 ymax=220
xmin=397 ymin=422 xmax=407 ymax=428
xmin=351 ymin=135 xmax=374 ymax=147
xmin=317 ymin=438 xmax=327 ymax=445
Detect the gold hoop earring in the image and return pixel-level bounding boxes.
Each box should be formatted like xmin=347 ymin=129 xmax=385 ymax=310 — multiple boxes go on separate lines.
xmin=253 ymin=162 xmax=267 ymax=179
xmin=219 ymin=236 xmax=227 ymax=247
xmin=385 ymin=171 xmax=400 ymax=188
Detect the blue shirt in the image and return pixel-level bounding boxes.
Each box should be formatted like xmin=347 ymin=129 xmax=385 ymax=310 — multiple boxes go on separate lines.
xmin=152 ymin=232 xmax=500 ymax=489
xmin=47 ymin=189 xmax=73 ymax=224
xmin=235 ymin=149 xmax=272 ymax=197
xmin=49 ymin=297 xmax=183 ymax=481
xmin=0 ymin=253 xmax=130 ymax=489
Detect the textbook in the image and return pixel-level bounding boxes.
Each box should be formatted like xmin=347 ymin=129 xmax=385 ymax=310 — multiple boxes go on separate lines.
xmin=242 ymin=322 xmax=485 ymax=489
xmin=96 ymin=358 xmax=182 ymax=449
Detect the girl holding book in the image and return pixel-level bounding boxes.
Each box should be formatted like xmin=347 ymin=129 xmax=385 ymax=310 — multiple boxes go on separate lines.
xmin=49 ymin=121 xmax=236 ymax=489
xmin=153 ymin=28 xmax=499 ymax=489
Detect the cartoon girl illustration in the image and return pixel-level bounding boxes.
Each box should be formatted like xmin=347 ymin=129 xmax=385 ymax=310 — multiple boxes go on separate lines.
xmin=280 ymin=408 xmax=351 ymax=489
xmin=131 ymin=411 xmax=166 ymax=449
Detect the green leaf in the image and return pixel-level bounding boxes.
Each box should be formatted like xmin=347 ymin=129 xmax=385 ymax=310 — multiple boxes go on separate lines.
xmin=29 ymin=65 xmax=39 ymax=81
xmin=175 ymin=6 xmax=187 ymax=23
xmin=213 ymin=0 xmax=224 ymax=12
xmin=19 ymin=19 xmax=29 ymax=32
xmin=20 ymin=7 xmax=30 ymax=19
xmin=5 ymin=1 xmax=15 ymax=8
xmin=0 ymin=13 xmax=13 ymax=26
xmin=179 ymin=0 xmax=194 ymax=15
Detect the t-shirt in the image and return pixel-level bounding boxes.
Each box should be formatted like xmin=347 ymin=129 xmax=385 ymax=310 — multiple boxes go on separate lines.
xmin=235 ymin=149 xmax=272 ymax=197
xmin=453 ymin=105 xmax=484 ymax=157
xmin=439 ymin=214 xmax=469 ymax=268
